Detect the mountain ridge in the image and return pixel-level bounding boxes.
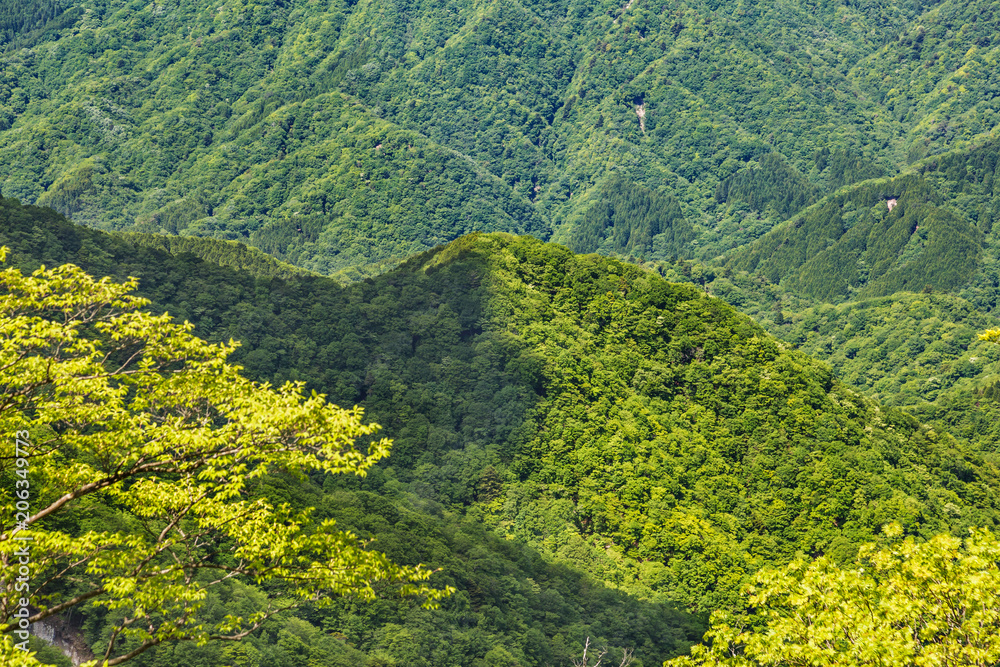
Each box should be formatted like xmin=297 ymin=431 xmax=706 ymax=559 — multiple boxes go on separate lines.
xmin=4 ymin=0 xmax=1000 ymax=279
xmin=5 ymin=198 xmax=997 ymax=615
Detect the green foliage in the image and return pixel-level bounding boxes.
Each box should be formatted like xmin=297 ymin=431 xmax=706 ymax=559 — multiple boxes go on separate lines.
xmin=714 ymin=154 xmax=819 ymax=220
xmin=667 ymin=525 xmax=1000 ymax=667
xmin=0 ymin=250 xmax=447 ymax=666
xmin=0 ymin=0 xmax=72 ymax=48
xmin=440 ymin=235 xmax=1000 ymax=612
xmin=119 ymin=233 xmax=312 ymax=280
xmin=785 ymin=292 xmax=1000 ymax=406
xmin=566 ymin=175 xmax=694 ymax=259
xmin=822 ymin=148 xmax=891 ymax=191
xmin=700 ymin=153 xmax=822 ymax=256
xmin=5 ymin=0 xmax=1000 ymax=662
xmin=6 ymin=199 xmax=1000 ymax=662
xmin=729 ymin=170 xmax=985 ymax=301
xmin=0 ymin=195 xmax=703 ymax=666
xmin=3 ymin=0 xmax=999 ymax=276
xmin=852 ymin=0 xmax=1000 ymax=164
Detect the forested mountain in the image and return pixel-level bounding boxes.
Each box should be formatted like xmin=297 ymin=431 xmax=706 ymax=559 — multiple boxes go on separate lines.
xmin=728 ymin=139 xmax=999 ymax=303
xmin=6 ymin=0 xmax=1000 ymax=662
xmin=2 ymin=0 xmax=999 ymax=278
xmin=5 ymin=198 xmax=1000 ymax=664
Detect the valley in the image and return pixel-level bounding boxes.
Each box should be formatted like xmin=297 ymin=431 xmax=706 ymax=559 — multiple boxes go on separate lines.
xmin=2 ymin=0 xmax=1000 ymax=664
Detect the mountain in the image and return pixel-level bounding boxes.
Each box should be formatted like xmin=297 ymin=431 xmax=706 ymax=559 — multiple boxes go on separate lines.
xmin=3 ymin=0 xmax=1000 ymax=278
xmin=7 ymin=0 xmax=1000 ymax=659
xmin=727 ymin=139 xmax=1000 ymax=303
xmin=384 ymin=233 xmax=1000 ymax=613
xmin=1 ymin=196 xmax=703 ymax=667
xmin=5 ymin=200 xmax=1000 ymax=666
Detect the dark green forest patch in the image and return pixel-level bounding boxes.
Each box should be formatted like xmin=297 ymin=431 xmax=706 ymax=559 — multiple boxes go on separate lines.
xmin=729 ymin=172 xmax=984 ymax=301
xmin=566 ymin=175 xmax=694 ymax=259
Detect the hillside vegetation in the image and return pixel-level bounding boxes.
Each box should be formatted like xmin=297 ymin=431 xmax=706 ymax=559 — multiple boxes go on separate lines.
xmin=6 ymin=0 xmax=1000 ymax=661
xmin=5 ymin=199 xmax=1000 ymax=664
xmin=727 ymin=139 xmax=1000 ymax=303
xmin=0 ymin=197 xmax=702 ymax=666
xmin=3 ymin=0 xmax=1000 ymax=277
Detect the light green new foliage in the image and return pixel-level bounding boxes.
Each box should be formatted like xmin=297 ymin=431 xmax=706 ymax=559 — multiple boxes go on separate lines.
xmin=979 ymin=328 xmax=1000 ymax=344
xmin=0 ymin=247 xmax=450 ymax=666
xmin=667 ymin=524 xmax=1000 ymax=667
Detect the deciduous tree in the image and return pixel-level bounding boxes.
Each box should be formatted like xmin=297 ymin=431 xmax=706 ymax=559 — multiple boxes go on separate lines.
xmin=0 ymin=250 xmax=450 ymax=666
xmin=666 ymin=523 xmax=1000 ymax=667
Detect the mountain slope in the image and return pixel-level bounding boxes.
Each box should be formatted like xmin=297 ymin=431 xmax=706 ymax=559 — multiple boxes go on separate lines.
xmin=5 ymin=200 xmax=998 ymax=620
xmin=4 ymin=0 xmax=1000 ymax=277
xmin=849 ymin=0 xmax=1000 ymax=165
xmin=728 ymin=139 xmax=1000 ymax=302
xmin=786 ymin=291 xmax=1000 ymax=405
xmin=0 ymin=196 xmax=703 ymax=667
xmin=416 ymin=234 xmax=1000 ymax=612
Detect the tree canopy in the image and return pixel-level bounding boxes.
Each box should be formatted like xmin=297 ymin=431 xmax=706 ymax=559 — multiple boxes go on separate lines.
xmin=3 ymin=0 xmax=999 ymax=278
xmin=5 ymin=197 xmax=1000 ymax=664
xmin=0 ymin=248 xmax=449 ymax=666
xmin=666 ymin=524 xmax=1000 ymax=667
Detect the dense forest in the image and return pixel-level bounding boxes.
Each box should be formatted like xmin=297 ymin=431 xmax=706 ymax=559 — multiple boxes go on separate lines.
xmin=4 ymin=0 xmax=1000 ymax=663
xmin=727 ymin=140 xmax=1000 ymax=303
xmin=1 ymin=0 xmax=999 ymax=279
xmin=4 ymin=198 xmax=1000 ymax=664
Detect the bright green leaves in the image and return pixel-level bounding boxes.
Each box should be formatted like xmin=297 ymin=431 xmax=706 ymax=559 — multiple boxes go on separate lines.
xmin=0 ymin=254 xmax=450 ymax=666
xmin=449 ymin=235 xmax=1000 ymax=613
xmin=667 ymin=525 xmax=1000 ymax=667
